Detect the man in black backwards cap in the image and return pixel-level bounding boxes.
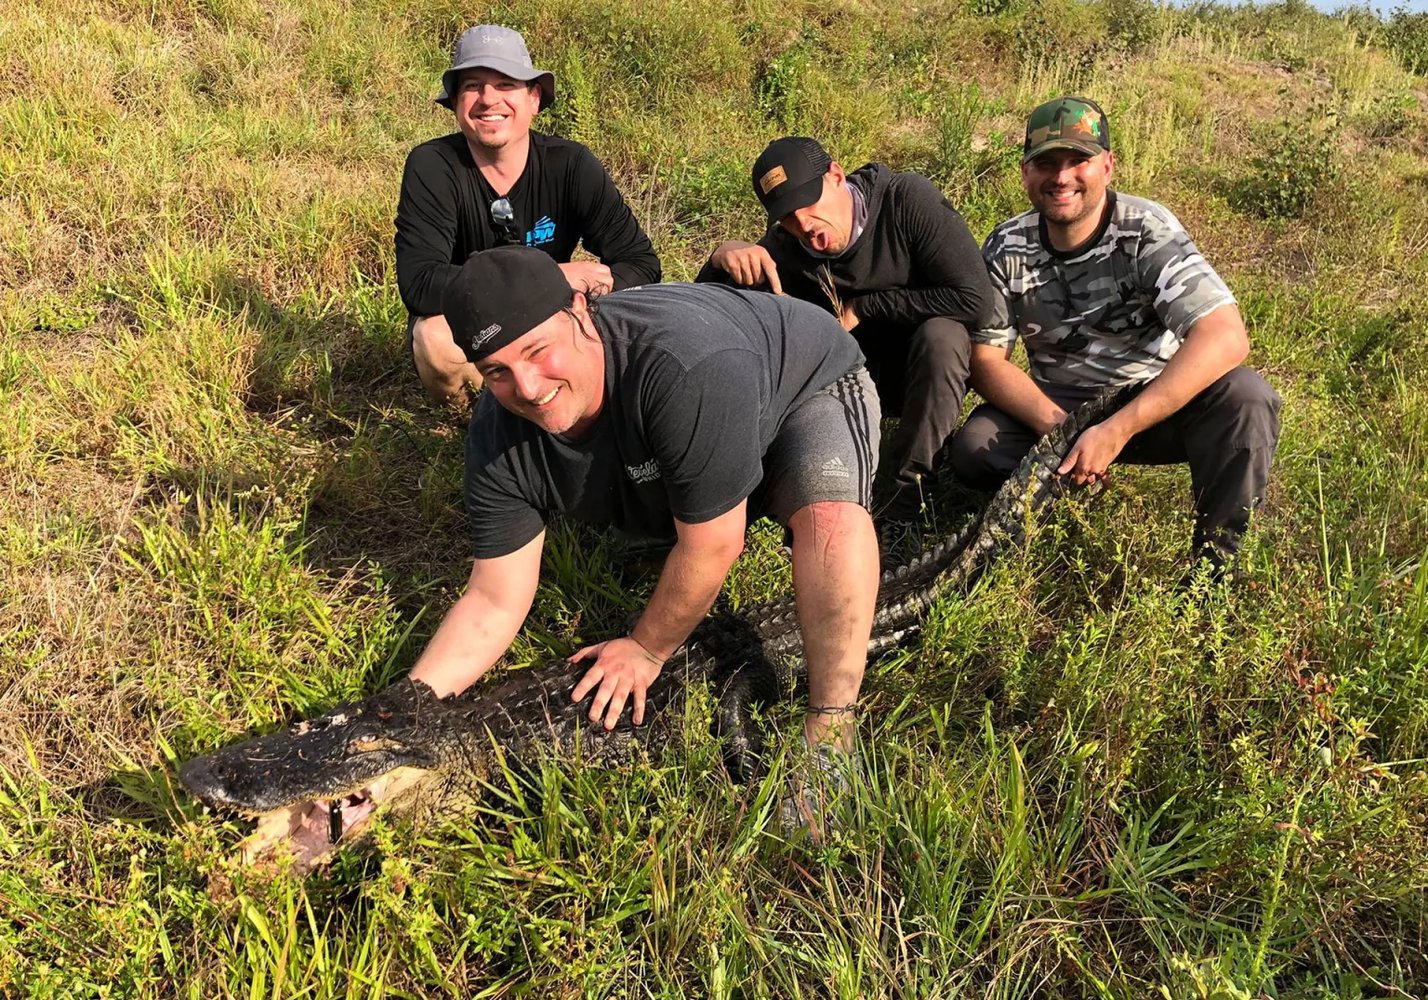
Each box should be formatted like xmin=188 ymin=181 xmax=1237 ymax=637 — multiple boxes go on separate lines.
xmin=697 ymin=137 xmax=998 ymax=561
xmin=409 ymin=247 xmax=883 ymax=840
xmin=395 ymin=25 xmax=661 ymax=403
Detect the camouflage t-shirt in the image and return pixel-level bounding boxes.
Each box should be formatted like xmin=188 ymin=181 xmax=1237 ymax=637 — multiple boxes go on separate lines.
xmin=975 ymin=191 xmax=1235 ymax=388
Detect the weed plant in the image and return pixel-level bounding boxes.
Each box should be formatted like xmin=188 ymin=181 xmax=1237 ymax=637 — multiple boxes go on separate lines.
xmin=1233 ymin=104 xmax=1343 ymax=219
xmin=1385 ymin=7 xmax=1428 ymax=75
xmin=2 ymin=0 xmax=1428 ymax=996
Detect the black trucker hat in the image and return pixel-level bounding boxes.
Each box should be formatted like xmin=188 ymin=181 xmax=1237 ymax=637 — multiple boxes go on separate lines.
xmin=751 ymin=136 xmax=833 ymax=222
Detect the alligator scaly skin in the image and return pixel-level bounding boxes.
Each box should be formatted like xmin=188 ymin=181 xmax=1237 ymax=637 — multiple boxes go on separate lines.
xmin=179 ymin=387 xmax=1134 ymax=816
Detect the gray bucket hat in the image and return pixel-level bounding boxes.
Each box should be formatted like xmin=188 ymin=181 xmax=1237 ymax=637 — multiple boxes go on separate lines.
xmin=435 ymin=25 xmax=556 ymax=111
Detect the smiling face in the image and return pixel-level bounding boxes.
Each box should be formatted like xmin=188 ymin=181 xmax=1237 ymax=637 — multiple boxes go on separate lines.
xmin=1021 ymin=148 xmax=1116 ymax=246
xmin=475 ymin=297 xmax=606 ymax=438
xmin=452 ymin=67 xmax=541 ymax=154
xmin=777 ymin=163 xmax=854 ymax=255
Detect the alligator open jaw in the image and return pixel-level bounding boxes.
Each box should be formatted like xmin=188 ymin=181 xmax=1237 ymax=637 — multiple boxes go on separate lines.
xmin=231 ymin=767 xmax=429 ymax=870
xmin=178 ymin=678 xmax=455 ymax=869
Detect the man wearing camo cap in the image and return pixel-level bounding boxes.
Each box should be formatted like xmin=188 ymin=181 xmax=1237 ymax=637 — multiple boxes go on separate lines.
xmin=394 ymin=25 xmax=661 ymax=403
xmin=951 ymin=96 xmax=1280 ymax=576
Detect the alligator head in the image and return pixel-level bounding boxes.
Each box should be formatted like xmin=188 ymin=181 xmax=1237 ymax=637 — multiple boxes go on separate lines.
xmin=179 ymin=678 xmax=464 ymax=869
xmin=178 ymin=658 xmax=693 ymax=870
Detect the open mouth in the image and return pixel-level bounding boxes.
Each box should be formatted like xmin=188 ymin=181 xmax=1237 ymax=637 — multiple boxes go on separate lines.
xmin=237 ymin=766 xmax=433 ymax=871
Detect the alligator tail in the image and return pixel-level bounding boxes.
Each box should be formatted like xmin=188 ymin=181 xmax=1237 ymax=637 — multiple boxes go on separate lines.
xmin=865 ymin=383 xmax=1141 ymax=649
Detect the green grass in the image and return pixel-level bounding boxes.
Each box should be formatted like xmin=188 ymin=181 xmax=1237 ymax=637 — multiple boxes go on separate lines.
xmin=3 ymin=0 xmax=1428 ymax=995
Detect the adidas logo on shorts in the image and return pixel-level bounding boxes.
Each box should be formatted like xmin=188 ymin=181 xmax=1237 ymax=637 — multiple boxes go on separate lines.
xmin=821 ymin=456 xmax=850 ymax=479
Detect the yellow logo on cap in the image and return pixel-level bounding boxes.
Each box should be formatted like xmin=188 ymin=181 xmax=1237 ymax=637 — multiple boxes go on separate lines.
xmin=759 ymin=165 xmax=788 ymax=195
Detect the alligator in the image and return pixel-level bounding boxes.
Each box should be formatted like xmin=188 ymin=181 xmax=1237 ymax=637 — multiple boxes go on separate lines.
xmin=178 ymin=387 xmax=1132 ymax=870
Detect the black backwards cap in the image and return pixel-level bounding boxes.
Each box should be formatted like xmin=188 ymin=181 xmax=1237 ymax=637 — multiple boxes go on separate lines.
xmin=444 ymin=246 xmax=574 ymax=363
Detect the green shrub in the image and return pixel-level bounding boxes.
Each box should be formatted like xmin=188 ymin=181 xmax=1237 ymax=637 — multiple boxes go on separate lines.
xmin=1013 ymin=0 xmax=1107 ymax=85
xmin=965 ymin=0 xmax=1023 ymax=15
xmin=669 ymin=152 xmax=750 ymax=232
xmin=1384 ymin=7 xmax=1428 ymax=75
xmin=755 ymin=45 xmax=811 ymax=129
xmin=1351 ymin=91 xmax=1417 ymax=142
xmin=1232 ymin=106 xmax=1342 ymax=219
xmin=1106 ymin=0 xmax=1164 ymax=55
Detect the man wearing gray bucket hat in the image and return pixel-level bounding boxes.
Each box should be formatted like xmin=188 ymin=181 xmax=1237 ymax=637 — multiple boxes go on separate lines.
xmin=395 ymin=25 xmax=661 ymax=403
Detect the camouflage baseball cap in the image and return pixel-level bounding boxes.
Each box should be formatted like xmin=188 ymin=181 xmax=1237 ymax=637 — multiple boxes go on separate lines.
xmin=1022 ymin=97 xmax=1111 ymax=163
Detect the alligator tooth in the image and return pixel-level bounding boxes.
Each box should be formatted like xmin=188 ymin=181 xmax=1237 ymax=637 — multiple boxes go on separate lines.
xmin=328 ymin=800 xmax=343 ymax=844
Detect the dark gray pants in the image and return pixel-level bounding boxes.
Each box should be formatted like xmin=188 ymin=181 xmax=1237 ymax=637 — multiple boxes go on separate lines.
xmin=948 ymin=367 xmax=1281 ymax=560
xmin=857 ymin=316 xmax=972 ymax=495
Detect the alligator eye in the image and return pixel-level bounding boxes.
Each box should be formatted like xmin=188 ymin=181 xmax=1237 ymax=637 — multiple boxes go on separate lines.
xmin=346 ymin=736 xmax=403 ymax=754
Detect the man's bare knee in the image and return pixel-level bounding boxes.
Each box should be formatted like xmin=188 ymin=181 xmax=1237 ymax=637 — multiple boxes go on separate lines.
xmin=791 ymin=500 xmax=872 ymax=537
xmin=790 ymin=501 xmax=877 ymax=565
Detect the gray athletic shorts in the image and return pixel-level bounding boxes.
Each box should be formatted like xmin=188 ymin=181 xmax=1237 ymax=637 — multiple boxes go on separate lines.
xmin=749 ymin=365 xmax=881 ymax=526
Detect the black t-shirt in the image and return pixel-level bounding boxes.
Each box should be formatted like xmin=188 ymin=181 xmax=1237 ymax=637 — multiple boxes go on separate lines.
xmin=394 ymin=131 xmax=662 ymax=317
xmin=463 ymin=284 xmax=864 ymax=558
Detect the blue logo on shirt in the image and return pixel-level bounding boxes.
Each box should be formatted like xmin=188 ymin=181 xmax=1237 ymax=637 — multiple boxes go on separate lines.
xmin=526 ymin=216 xmax=556 ymax=246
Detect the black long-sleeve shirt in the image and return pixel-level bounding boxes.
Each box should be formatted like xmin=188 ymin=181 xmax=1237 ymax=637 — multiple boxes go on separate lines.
xmin=395 ymin=131 xmax=661 ymax=317
xmin=696 ymin=163 xmax=995 ymax=330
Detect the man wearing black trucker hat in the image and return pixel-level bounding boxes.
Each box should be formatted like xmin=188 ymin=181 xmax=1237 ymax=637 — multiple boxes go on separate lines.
xmin=408 ymin=246 xmax=882 ymax=841
xmin=696 ymin=136 xmax=997 ymax=561
xmin=394 ymin=24 xmax=661 ymax=403
xmin=952 ymin=96 xmax=1280 ymax=579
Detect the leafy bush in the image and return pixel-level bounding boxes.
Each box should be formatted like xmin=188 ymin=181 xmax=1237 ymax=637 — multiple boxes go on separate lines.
xmin=669 ymin=152 xmax=750 ymax=232
xmin=1106 ymin=0 xmax=1163 ymax=55
xmin=755 ymin=45 xmax=811 ymax=129
xmin=1384 ymin=6 xmax=1428 ymax=75
xmin=1012 ymin=0 xmax=1107 ymax=83
xmin=1232 ymin=107 xmax=1342 ymax=219
xmin=1351 ymin=91 xmax=1416 ymax=142
xmin=965 ymin=0 xmax=1023 ymax=15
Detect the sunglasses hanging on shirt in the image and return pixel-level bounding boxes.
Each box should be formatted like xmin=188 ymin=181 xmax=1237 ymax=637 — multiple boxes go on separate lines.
xmin=489 ymin=198 xmax=523 ymax=246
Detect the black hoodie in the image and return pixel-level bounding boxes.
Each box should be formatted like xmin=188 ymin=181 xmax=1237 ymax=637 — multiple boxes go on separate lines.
xmin=697 ymin=163 xmax=996 ymax=331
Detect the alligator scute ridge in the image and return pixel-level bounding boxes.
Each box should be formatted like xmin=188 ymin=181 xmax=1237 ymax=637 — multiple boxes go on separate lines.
xmin=177 ymin=386 xmax=1135 ymax=863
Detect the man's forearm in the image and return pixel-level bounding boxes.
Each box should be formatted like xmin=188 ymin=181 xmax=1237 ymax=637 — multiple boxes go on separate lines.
xmin=1103 ymin=306 xmax=1250 ymax=439
xmin=396 ymin=259 xmax=461 ymax=318
xmin=629 ymin=537 xmax=742 ymax=660
xmin=409 ymin=591 xmax=527 ymax=697
xmin=971 ymin=352 xmax=1066 ymax=436
xmin=853 ymin=285 xmax=984 ymax=328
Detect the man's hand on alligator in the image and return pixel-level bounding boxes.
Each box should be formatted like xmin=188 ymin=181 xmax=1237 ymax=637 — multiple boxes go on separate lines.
xmin=1057 ymin=418 xmax=1129 ymax=487
xmin=569 ymin=636 xmax=667 ymax=729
